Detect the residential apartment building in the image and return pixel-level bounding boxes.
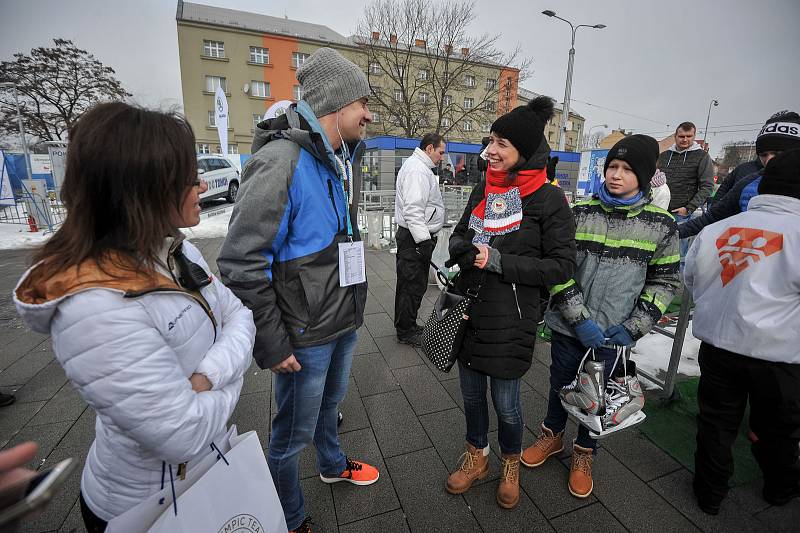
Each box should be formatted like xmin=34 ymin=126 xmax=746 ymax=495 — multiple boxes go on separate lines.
xmin=176 ymin=1 xmax=521 ymax=153
xmin=517 ymin=87 xmax=585 ymax=152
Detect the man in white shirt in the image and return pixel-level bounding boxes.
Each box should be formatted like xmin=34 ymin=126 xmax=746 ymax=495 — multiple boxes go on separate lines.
xmin=394 ymin=133 xmax=446 ymax=346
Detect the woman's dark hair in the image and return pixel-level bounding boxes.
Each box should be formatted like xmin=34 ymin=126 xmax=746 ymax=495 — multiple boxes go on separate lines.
xmin=33 ymin=101 xmax=197 ymax=277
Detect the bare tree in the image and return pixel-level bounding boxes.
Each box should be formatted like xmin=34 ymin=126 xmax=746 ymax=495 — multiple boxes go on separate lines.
xmin=0 ymin=39 xmax=130 ymax=142
xmin=355 ymin=0 xmax=531 ymax=139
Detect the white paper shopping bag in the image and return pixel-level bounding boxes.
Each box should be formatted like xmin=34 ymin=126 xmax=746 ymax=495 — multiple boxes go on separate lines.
xmin=106 ymin=425 xmax=238 ymax=533
xmin=147 ymin=430 xmax=286 ymax=533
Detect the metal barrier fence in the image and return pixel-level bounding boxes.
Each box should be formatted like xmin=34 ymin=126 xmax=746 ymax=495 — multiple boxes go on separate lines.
xmin=0 ymin=183 xmax=65 ymax=233
xmin=358 ymin=185 xmax=473 ymax=248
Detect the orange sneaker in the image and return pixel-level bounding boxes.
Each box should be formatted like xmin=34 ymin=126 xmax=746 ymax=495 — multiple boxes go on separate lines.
xmin=319 ymin=457 xmax=379 ymax=486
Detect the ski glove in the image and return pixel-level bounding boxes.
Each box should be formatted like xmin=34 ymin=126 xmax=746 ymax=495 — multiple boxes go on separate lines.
xmin=604 ymin=325 xmax=635 ymax=347
xmin=573 ymin=319 xmax=605 ymax=349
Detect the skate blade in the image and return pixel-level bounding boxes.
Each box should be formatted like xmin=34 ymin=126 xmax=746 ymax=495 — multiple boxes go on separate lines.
xmin=589 ymin=411 xmax=647 ymax=440
xmin=561 ymin=401 xmax=603 ymax=433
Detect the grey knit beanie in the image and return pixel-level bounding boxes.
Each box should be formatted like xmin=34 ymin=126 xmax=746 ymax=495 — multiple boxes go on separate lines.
xmin=296 ymin=48 xmax=371 ymax=118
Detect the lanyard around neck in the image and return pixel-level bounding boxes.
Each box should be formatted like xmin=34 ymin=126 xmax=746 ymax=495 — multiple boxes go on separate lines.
xmin=333 ymin=154 xmax=354 ymax=237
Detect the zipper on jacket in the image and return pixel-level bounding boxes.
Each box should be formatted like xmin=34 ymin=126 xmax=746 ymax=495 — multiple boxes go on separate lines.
xmin=428 ymin=208 xmax=436 ymax=223
xmin=327 ymin=179 xmax=342 ymax=233
xmin=125 ymin=287 xmax=218 ymax=342
xmin=511 ymin=283 xmax=522 ymax=319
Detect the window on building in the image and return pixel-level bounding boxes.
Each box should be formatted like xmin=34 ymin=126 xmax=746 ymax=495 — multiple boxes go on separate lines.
xmin=485 ymin=100 xmax=496 ymax=112
xmin=394 ymin=88 xmax=403 ymax=102
xmin=253 ymin=113 xmax=262 ymax=130
xmin=419 ymin=116 xmax=428 ymax=127
xmin=228 ymin=144 xmax=239 ymax=155
xmin=205 ymin=76 xmax=227 ymax=93
xmin=418 ymin=68 xmax=429 ymax=80
xmin=208 ymin=110 xmax=216 ymax=127
xmin=198 ymin=143 xmax=210 ymax=154
xmin=419 ymin=92 xmax=428 ymax=104
xmin=442 ymin=117 xmax=451 ymax=128
xmin=481 ymin=122 xmax=491 ymax=133
xmin=465 ymin=75 xmax=476 ymax=87
xmin=369 ymin=62 xmax=381 ymax=74
xmin=486 ymin=78 xmax=497 ymax=90
xmin=292 ymin=52 xmax=309 ymax=68
xmin=443 ymin=94 xmax=452 ymax=106
xmin=203 ymin=40 xmax=225 ymax=58
xmin=293 ymin=85 xmax=303 ymax=101
xmin=548 ymin=131 xmax=554 ymax=142
xmin=250 ymin=80 xmax=270 ymax=98
xmin=396 ymin=65 xmax=405 ymax=78
xmin=463 ymin=120 xmax=473 ymax=131
xmin=464 ymin=97 xmax=474 ymax=109
xmin=249 ymin=46 xmax=269 ymax=64
xmin=372 ymin=112 xmax=381 ymax=123
xmin=372 ymin=86 xmax=383 ymax=97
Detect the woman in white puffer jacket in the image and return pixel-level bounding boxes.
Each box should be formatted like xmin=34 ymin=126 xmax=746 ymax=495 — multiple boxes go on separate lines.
xmin=13 ymin=102 xmax=255 ymax=531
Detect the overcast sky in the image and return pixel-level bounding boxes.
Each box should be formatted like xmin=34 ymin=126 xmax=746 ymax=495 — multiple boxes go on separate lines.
xmin=2 ymin=0 xmax=799 ymax=157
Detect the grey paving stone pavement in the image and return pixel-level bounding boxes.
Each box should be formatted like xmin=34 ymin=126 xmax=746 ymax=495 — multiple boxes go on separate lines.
xmin=0 ymin=242 xmax=791 ymax=532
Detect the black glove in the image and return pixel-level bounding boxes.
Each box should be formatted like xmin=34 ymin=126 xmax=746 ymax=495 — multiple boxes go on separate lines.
xmin=445 ymin=240 xmax=478 ymax=269
xmin=416 ymin=239 xmax=434 ymax=257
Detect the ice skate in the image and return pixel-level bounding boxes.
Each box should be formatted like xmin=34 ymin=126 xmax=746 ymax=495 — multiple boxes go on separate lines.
xmin=590 ymin=373 xmax=646 ymax=439
xmin=560 ymin=350 xmax=606 ymax=434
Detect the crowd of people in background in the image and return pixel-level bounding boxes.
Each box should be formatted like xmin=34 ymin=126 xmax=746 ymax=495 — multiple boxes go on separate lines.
xmin=4 ymin=45 xmax=798 ymax=532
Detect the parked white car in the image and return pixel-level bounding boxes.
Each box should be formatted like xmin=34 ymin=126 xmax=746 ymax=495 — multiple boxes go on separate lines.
xmin=197 ymin=155 xmax=240 ymax=203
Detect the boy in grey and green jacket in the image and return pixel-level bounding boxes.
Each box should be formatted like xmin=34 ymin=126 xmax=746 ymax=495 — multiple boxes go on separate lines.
xmin=521 ymin=135 xmax=681 ymax=499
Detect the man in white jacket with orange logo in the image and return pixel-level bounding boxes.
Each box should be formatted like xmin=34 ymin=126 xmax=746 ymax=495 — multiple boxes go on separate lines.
xmin=685 ymin=148 xmax=800 ymax=515
xmin=394 ymin=133 xmax=446 ymax=346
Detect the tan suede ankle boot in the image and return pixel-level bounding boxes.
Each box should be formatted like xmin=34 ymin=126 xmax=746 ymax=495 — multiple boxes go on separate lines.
xmin=569 ymin=444 xmax=594 ymax=498
xmin=445 ymin=443 xmax=489 ymax=495
xmin=496 ymin=453 xmax=520 ymax=509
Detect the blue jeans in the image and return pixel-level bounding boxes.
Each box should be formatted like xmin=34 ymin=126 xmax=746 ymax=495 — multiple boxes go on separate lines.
xmin=268 ymin=330 xmax=357 ymax=531
xmin=458 ymin=360 xmax=523 ymax=455
xmin=543 ymin=331 xmax=619 ymax=451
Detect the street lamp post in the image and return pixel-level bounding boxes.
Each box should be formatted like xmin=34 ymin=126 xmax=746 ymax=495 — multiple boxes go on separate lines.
xmin=542 ymin=10 xmax=605 ymax=152
xmin=702 ymin=99 xmax=719 ymax=151
xmin=0 ymin=82 xmax=34 ymax=182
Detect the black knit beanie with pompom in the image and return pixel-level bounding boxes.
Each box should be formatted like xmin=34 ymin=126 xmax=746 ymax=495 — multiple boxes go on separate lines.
xmin=491 ymin=96 xmax=555 ymax=163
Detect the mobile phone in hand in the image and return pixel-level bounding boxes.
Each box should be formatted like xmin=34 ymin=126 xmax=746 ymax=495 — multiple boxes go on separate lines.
xmin=0 ymin=458 xmax=75 ymax=528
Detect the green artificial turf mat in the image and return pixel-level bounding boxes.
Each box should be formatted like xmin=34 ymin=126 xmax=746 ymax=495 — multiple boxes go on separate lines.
xmin=640 ymin=378 xmax=762 ymax=486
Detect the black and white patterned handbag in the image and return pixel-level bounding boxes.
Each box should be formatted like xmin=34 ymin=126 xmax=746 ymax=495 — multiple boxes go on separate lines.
xmin=421 ymin=266 xmax=484 ymax=372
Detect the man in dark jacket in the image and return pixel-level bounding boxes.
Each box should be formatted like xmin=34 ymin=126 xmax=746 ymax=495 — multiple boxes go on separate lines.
xmin=657 ymin=122 xmax=714 ymax=268
xmin=217 ymin=47 xmax=379 ymax=533
xmin=679 ymin=110 xmax=800 ymax=238
xmin=715 ymin=158 xmax=762 ymax=202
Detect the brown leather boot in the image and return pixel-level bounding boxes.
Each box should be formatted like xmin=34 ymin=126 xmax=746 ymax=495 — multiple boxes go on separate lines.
xmin=497 ymin=453 xmax=521 ymax=509
xmin=568 ymin=444 xmax=594 ymax=498
xmin=521 ymin=424 xmax=564 ymax=468
xmin=445 ymin=443 xmax=489 ymax=495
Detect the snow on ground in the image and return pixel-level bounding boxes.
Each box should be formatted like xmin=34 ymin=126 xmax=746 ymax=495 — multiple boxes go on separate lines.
xmin=631 ymin=320 xmax=702 ymax=382
xmin=182 ymin=204 xmax=233 ymax=240
xmin=0 ymin=205 xmax=235 ymax=250
xmin=0 ymin=222 xmax=51 ymax=250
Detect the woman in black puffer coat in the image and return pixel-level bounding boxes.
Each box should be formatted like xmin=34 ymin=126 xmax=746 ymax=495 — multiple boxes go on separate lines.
xmin=444 ymin=97 xmax=576 ymax=509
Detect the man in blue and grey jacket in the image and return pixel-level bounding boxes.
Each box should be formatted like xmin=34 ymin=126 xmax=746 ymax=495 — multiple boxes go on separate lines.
xmin=218 ymin=47 xmax=379 ymax=533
